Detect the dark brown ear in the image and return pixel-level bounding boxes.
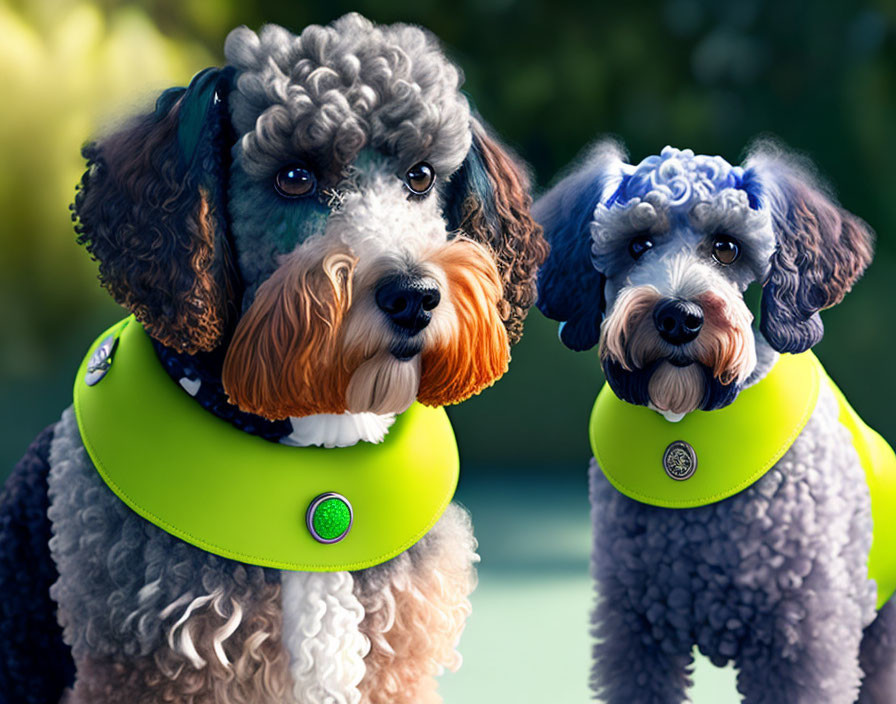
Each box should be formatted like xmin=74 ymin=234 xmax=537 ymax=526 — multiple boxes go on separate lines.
xmin=72 ymin=68 xmax=239 ymax=353
xmin=745 ymin=144 xmax=874 ymax=353
xmin=443 ymin=118 xmax=548 ymax=345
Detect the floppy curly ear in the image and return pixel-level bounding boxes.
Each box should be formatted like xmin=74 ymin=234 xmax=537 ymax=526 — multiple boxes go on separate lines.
xmin=442 ymin=118 xmax=548 ymax=345
xmin=72 ymin=67 xmax=239 ymax=353
xmin=533 ymin=141 xmax=626 ymax=351
xmin=745 ymin=144 xmax=874 ymax=354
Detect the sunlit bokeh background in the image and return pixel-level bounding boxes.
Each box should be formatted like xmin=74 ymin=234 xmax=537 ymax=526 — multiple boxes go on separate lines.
xmin=1 ymin=1 xmax=894 ymax=701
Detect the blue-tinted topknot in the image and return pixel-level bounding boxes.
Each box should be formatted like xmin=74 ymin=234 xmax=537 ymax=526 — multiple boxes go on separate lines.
xmin=603 ymin=174 xmax=632 ymax=208
xmin=732 ymin=168 xmax=763 ymax=209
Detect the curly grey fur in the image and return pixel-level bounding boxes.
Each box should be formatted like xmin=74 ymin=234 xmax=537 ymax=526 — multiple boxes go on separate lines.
xmin=47 ymin=406 xmax=280 ymax=661
xmin=225 ymin=14 xmax=471 ymax=180
xmin=589 ymin=382 xmax=879 ymax=704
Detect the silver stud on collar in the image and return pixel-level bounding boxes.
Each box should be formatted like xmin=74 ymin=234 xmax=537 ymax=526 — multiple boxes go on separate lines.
xmin=663 ymin=440 xmax=697 ymax=481
xmin=85 ymin=334 xmax=119 ymax=386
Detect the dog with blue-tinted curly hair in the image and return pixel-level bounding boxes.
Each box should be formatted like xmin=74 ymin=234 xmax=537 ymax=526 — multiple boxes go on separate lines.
xmin=535 ymin=142 xmax=896 ymax=703
xmin=0 ymin=14 xmax=547 ymax=704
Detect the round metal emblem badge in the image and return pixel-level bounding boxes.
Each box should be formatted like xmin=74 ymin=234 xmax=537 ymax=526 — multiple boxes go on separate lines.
xmin=663 ymin=441 xmax=697 ymax=481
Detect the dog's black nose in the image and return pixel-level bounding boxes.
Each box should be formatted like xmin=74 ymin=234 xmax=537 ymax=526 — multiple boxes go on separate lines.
xmin=653 ymin=299 xmax=704 ymax=345
xmin=375 ymin=276 xmax=440 ymax=334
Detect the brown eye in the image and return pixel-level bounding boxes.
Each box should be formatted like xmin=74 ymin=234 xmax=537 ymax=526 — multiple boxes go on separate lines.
xmin=628 ymin=234 xmax=654 ymax=260
xmin=275 ymin=165 xmax=316 ymax=198
xmin=712 ymin=235 xmax=741 ymax=265
xmin=405 ymin=162 xmax=435 ymax=195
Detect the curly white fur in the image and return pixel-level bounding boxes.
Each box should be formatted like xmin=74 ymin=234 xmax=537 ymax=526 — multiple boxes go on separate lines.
xmin=165 ymin=591 xmax=220 ymax=669
xmin=283 ymin=412 xmax=396 ymax=447
xmin=160 ymin=589 xmax=245 ymax=669
xmin=281 ymin=571 xmax=369 ymax=704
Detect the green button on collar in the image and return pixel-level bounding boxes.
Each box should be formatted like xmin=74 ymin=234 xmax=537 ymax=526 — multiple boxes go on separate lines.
xmin=307 ymin=493 xmax=353 ymax=544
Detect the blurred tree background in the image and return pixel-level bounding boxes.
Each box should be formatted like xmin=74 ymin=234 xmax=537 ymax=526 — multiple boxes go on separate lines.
xmin=2 ymin=0 xmax=894 ymax=477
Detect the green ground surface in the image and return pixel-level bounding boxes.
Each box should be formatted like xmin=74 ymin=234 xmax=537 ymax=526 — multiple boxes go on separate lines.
xmin=448 ymin=475 xmax=741 ymax=703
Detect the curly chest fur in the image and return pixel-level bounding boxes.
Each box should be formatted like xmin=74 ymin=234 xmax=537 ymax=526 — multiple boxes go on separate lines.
xmin=45 ymin=406 xmax=476 ymax=704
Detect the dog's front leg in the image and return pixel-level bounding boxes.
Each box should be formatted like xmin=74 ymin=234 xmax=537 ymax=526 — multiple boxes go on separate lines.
xmin=733 ymin=588 xmax=866 ymax=704
xmin=590 ymin=599 xmax=694 ymax=704
xmin=735 ymin=520 xmax=872 ymax=704
xmin=589 ymin=462 xmax=694 ymax=704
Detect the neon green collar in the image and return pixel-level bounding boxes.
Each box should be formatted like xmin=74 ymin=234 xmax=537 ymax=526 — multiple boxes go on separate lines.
xmin=589 ymin=352 xmax=820 ymax=509
xmin=74 ymin=317 xmax=459 ymax=572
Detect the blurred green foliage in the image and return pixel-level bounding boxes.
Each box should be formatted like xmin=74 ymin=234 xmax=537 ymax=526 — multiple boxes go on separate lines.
xmin=0 ymin=0 xmax=211 ymax=369
xmin=2 ymin=0 xmax=895 ymax=476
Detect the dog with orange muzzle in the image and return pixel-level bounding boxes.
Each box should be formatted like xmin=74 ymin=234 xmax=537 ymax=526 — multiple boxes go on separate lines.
xmin=0 ymin=14 xmax=547 ymax=704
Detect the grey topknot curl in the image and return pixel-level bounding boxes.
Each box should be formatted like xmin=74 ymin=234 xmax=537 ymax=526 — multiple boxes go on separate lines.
xmin=224 ymin=14 xmax=472 ymax=179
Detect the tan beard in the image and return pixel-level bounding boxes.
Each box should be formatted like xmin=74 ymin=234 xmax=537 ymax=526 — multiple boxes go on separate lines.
xmin=647 ymin=362 xmax=705 ymax=415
